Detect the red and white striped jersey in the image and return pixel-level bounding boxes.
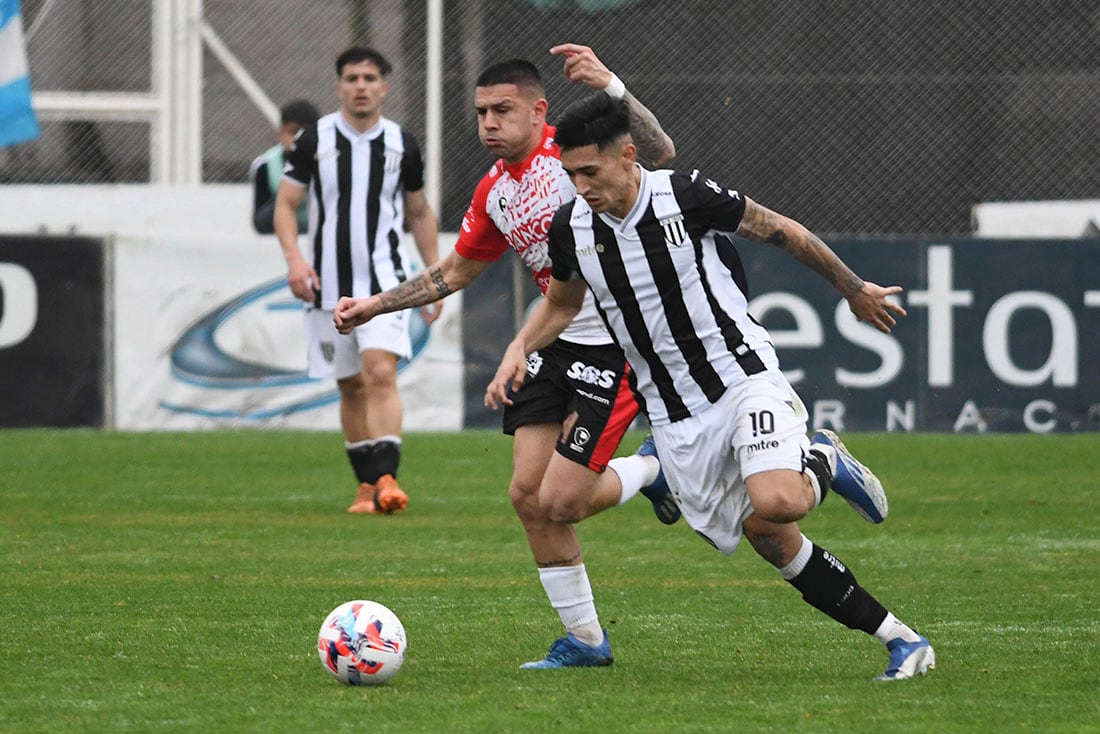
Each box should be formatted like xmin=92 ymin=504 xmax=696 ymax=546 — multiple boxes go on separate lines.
xmin=454 ymin=124 xmax=612 ymax=346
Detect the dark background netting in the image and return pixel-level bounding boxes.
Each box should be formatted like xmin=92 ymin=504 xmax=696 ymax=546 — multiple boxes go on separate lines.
xmin=6 ymin=0 xmax=1099 ymax=236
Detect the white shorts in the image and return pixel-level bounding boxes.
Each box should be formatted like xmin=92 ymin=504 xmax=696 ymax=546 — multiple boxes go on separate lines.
xmin=304 ymin=307 xmax=411 ymax=381
xmin=651 ymin=370 xmax=810 ymax=556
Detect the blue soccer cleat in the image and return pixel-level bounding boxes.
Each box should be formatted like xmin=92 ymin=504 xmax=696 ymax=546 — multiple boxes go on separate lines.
xmin=519 ymin=631 xmax=614 ymax=670
xmin=874 ymin=635 xmax=936 ymax=681
xmin=810 ymin=429 xmax=888 ymax=523
xmin=636 ymin=434 xmax=680 ymax=524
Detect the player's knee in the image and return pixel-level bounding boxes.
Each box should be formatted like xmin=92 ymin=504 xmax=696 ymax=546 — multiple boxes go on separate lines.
xmin=540 ymin=488 xmax=587 ymax=524
xmin=749 ymin=487 xmax=810 ymax=523
xmin=746 ymin=472 xmax=813 ymax=523
xmin=508 ymin=480 xmax=542 ymax=522
xmin=360 ymin=361 xmax=397 ymax=391
xmin=336 ymin=373 xmax=367 ymax=400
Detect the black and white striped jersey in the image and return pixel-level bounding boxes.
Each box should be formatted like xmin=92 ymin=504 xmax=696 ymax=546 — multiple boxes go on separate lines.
xmin=283 ymin=112 xmax=425 ymax=309
xmin=548 ymin=167 xmax=780 ymax=425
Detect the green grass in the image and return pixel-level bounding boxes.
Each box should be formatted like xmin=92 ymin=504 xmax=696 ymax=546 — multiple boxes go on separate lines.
xmin=1 ymin=430 xmax=1098 ymax=732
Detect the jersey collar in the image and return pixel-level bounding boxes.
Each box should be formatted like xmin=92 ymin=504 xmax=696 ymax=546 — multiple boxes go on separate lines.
xmin=336 ymin=114 xmax=385 ymax=142
xmin=602 ymin=163 xmax=649 ymax=229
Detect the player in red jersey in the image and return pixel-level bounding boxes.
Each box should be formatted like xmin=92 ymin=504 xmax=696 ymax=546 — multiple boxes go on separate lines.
xmin=335 ymin=45 xmax=676 ymax=668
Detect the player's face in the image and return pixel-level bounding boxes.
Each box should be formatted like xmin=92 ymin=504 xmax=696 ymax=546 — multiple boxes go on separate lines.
xmin=337 ymin=60 xmax=388 ymax=125
xmin=474 ymin=84 xmax=547 ymax=164
xmin=561 ymin=140 xmax=639 ymax=218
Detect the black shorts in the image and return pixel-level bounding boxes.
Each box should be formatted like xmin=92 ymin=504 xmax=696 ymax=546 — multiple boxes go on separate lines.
xmin=502 ymin=339 xmax=639 ymax=472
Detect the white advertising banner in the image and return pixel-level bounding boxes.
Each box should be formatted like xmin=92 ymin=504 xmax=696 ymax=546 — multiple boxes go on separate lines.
xmin=971 ymin=199 xmax=1100 ymax=238
xmin=113 ymin=231 xmax=462 ymax=431
xmin=1 ymin=185 xmax=462 ymax=431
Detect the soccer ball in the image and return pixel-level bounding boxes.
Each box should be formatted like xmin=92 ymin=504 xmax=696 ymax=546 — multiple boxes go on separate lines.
xmin=317 ymin=600 xmax=407 ymax=685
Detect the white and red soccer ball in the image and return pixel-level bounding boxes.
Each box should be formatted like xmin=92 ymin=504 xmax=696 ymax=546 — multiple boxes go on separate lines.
xmin=317 ymin=600 xmax=406 ymax=685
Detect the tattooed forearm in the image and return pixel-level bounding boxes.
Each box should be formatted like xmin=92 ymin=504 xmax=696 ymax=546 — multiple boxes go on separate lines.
xmin=378 ymin=266 xmax=453 ymax=312
xmin=429 ymin=265 xmax=451 ymax=299
xmin=798 ymin=229 xmax=864 ymax=298
xmin=624 ymin=92 xmax=675 ymax=167
xmin=740 ymin=201 xmax=864 ymax=298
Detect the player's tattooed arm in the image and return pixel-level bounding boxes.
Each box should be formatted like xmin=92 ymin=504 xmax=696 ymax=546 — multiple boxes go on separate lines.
xmin=376 ymin=251 xmax=492 ymax=314
xmin=376 ymin=269 xmax=449 ymax=312
xmin=737 ymin=198 xmax=864 ymax=298
xmin=427 ymin=265 xmax=451 ymax=299
xmin=624 ymin=92 xmax=676 ymax=168
xmin=550 ymin=43 xmax=674 ymax=166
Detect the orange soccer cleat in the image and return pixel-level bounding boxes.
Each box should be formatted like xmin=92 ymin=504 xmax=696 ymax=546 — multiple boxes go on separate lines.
xmin=373 ymin=474 xmax=408 ymax=514
xmin=347 ymin=482 xmax=379 ymax=514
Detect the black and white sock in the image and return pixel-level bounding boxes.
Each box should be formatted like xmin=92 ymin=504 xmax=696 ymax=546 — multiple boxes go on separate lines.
xmin=372 ymin=435 xmax=402 ymax=479
xmin=779 ymin=533 xmax=888 ymax=635
xmin=345 ymin=439 xmax=376 ymax=484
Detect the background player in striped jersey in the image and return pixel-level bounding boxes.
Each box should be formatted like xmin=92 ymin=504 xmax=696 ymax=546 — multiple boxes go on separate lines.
xmin=485 ymin=93 xmax=935 ymax=681
xmin=275 ymin=47 xmax=440 ymax=515
xmin=335 ymin=46 xmax=680 ymax=669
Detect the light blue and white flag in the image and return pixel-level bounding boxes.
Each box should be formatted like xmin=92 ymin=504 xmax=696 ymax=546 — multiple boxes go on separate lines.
xmin=0 ymin=0 xmax=39 ymax=148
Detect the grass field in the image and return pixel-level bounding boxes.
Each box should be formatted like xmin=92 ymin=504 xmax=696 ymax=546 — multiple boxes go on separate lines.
xmin=1 ymin=429 xmax=1097 ymax=733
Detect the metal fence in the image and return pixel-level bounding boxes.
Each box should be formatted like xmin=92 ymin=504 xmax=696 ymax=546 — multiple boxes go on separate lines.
xmin=5 ymin=0 xmax=1100 ymax=235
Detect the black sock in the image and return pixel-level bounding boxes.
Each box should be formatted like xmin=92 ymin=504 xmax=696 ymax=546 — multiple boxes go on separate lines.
xmin=346 ymin=442 xmax=377 ymax=484
xmin=372 ymin=439 xmax=401 ymax=480
xmin=787 ymin=543 xmax=887 ymax=634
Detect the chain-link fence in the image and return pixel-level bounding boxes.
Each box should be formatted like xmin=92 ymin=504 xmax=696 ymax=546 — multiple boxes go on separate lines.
xmin=5 ymin=0 xmax=1100 ymax=235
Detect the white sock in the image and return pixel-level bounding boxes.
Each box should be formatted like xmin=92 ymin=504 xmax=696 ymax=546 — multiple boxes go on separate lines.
xmin=608 ymin=454 xmax=659 ymax=506
xmin=873 ymin=612 xmax=922 ymax=645
xmin=374 ymin=434 xmax=402 ymax=447
xmin=345 ymin=438 xmax=374 ymax=450
xmin=537 ymin=565 xmax=604 ymax=647
xmin=777 ymin=533 xmax=813 ymax=580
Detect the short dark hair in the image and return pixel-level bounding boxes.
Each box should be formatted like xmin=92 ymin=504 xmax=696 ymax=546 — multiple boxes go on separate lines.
xmin=335 ymin=46 xmax=392 ymax=77
xmin=553 ymin=93 xmax=632 ymax=152
xmin=280 ymin=99 xmax=319 ymax=127
xmin=476 ymin=58 xmax=544 ymax=95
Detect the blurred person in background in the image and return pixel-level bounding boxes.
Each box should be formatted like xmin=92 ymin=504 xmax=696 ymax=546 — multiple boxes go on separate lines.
xmin=249 ymin=99 xmax=319 ymax=234
xmin=275 ymin=47 xmax=440 ymax=515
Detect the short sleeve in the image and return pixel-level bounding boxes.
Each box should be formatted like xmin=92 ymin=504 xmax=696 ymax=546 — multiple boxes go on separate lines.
xmin=547 ymin=201 xmax=579 ymax=282
xmin=454 ymin=172 xmax=509 ymax=262
xmin=283 ymin=125 xmax=317 ymax=186
xmin=674 ymin=170 xmax=747 ymax=233
xmin=400 ymin=131 xmax=425 ymax=193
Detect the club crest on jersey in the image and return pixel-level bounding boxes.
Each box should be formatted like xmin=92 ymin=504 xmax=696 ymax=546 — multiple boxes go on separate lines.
xmin=384 ymin=150 xmax=401 ymax=173
xmin=526 ymin=351 xmax=544 ymax=377
xmin=570 ymin=426 xmax=591 ymax=452
xmin=530 ymin=174 xmax=553 ymax=200
xmin=660 ymin=213 xmax=687 ymax=247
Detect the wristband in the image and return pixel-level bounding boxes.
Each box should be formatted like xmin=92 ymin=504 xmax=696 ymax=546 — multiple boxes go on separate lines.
xmin=603 ymin=73 xmax=626 ymax=100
